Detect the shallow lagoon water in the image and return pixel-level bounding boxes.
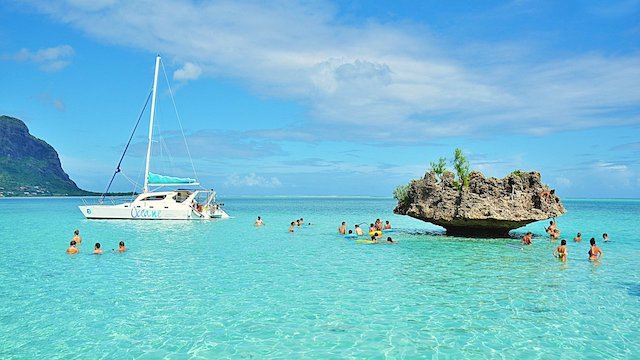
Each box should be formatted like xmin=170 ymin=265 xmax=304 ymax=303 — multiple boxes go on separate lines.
xmin=0 ymin=197 xmax=639 ymax=358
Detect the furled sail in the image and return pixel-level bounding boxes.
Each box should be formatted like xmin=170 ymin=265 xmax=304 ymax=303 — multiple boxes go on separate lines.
xmin=147 ymin=172 xmax=198 ymax=186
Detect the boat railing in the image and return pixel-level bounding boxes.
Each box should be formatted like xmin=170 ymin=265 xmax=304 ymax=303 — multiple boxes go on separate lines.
xmin=80 ymin=196 xmax=134 ymax=206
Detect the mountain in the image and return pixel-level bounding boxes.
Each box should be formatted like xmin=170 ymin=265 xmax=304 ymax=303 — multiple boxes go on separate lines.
xmin=0 ymin=115 xmax=91 ymax=196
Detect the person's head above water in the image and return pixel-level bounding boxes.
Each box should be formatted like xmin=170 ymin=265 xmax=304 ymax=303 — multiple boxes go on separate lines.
xmin=70 ymin=240 xmax=76 ymax=246
xmin=590 ymin=238 xmax=596 ymax=246
xmin=74 ymin=229 xmax=79 ymax=235
xmin=560 ymin=239 xmax=566 ymax=245
xmin=95 ymin=242 xmax=101 ymax=249
xmin=119 ymin=241 xmax=125 ymax=247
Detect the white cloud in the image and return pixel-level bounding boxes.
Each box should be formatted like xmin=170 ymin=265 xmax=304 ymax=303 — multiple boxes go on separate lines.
xmin=38 ymin=93 xmax=66 ymax=111
xmin=18 ymin=1 xmax=640 ymax=141
xmin=173 ymin=62 xmax=202 ymax=81
xmin=2 ymin=45 xmax=75 ymax=72
xmin=554 ymin=176 xmax=572 ymax=187
xmin=593 ymin=161 xmax=629 ymax=172
xmin=225 ymin=173 xmax=282 ymax=188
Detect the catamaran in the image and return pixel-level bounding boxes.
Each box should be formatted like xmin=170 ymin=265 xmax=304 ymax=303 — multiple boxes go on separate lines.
xmin=79 ymin=56 xmax=229 ymax=220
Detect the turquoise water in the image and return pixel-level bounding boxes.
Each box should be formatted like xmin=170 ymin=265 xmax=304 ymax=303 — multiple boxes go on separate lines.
xmin=1 ymin=197 xmax=639 ymax=358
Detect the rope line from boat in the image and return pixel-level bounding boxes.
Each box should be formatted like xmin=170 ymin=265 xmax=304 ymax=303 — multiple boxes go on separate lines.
xmin=160 ymin=60 xmax=200 ymax=186
xmin=100 ymin=90 xmax=153 ymax=203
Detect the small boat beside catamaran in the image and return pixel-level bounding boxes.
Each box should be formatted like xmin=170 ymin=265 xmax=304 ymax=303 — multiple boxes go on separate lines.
xmin=79 ymin=55 xmax=229 ymax=220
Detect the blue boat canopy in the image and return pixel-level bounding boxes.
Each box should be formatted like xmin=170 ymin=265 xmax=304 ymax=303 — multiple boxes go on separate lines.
xmin=147 ymin=172 xmax=198 ymax=186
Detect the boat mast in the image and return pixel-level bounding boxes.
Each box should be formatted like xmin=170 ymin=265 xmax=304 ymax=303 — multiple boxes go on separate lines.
xmin=143 ymin=55 xmax=161 ymax=194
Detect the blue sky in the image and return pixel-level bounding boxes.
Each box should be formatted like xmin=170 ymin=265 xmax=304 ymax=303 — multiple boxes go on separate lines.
xmin=1 ymin=0 xmax=639 ymax=197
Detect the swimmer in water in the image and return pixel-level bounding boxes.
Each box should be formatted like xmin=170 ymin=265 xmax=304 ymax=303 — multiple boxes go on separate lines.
xmin=521 ymin=232 xmax=532 ymax=245
xmin=117 ymin=241 xmax=127 ymax=252
xmin=545 ymin=219 xmax=557 ymax=235
xmin=370 ymin=235 xmax=379 ymax=244
xmin=66 ymin=240 xmax=79 ymax=254
xmin=573 ymin=232 xmax=582 ymax=242
xmin=602 ymin=233 xmax=609 ymax=242
xmin=355 ymin=224 xmax=364 ymax=236
xmin=338 ymin=222 xmax=347 ymax=235
xmin=386 ymin=236 xmax=397 ymax=243
xmin=553 ymin=239 xmax=568 ymax=261
xmin=289 ymin=222 xmax=295 ymax=233
xmin=72 ymin=229 xmax=82 ymax=245
xmin=550 ymin=228 xmax=560 ymax=240
xmin=588 ymin=238 xmax=603 ymax=261
xmin=384 ymin=220 xmax=392 ymax=230
xmin=255 ymin=216 xmax=264 ymax=226
xmin=93 ymin=242 xmax=103 ymax=254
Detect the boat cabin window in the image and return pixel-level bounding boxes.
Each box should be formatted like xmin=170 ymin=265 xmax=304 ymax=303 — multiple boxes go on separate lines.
xmin=141 ymin=195 xmax=166 ymax=201
xmin=172 ymin=191 xmax=192 ymax=203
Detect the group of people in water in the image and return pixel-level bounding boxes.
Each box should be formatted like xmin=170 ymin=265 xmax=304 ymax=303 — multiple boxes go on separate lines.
xmin=338 ymin=219 xmax=396 ymax=244
xmin=65 ymin=229 xmax=127 ymax=254
xmin=520 ymin=218 xmax=607 ymax=262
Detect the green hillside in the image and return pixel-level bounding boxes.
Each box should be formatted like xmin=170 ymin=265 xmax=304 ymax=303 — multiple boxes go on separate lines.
xmin=0 ymin=115 xmax=91 ymax=196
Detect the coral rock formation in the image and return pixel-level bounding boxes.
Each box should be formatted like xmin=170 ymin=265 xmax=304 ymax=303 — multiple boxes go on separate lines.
xmin=394 ymin=171 xmax=565 ymax=237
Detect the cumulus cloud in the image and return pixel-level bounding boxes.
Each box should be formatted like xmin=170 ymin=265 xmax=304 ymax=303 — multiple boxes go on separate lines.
xmin=225 ymin=173 xmax=282 ymax=188
xmin=17 ymin=1 xmax=640 ymax=141
xmin=2 ymin=45 xmax=75 ymax=71
xmin=173 ymin=62 xmax=202 ymax=81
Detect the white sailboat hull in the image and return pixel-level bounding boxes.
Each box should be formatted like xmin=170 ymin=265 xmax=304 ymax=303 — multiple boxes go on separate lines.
xmin=79 ymin=190 xmax=229 ymax=220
